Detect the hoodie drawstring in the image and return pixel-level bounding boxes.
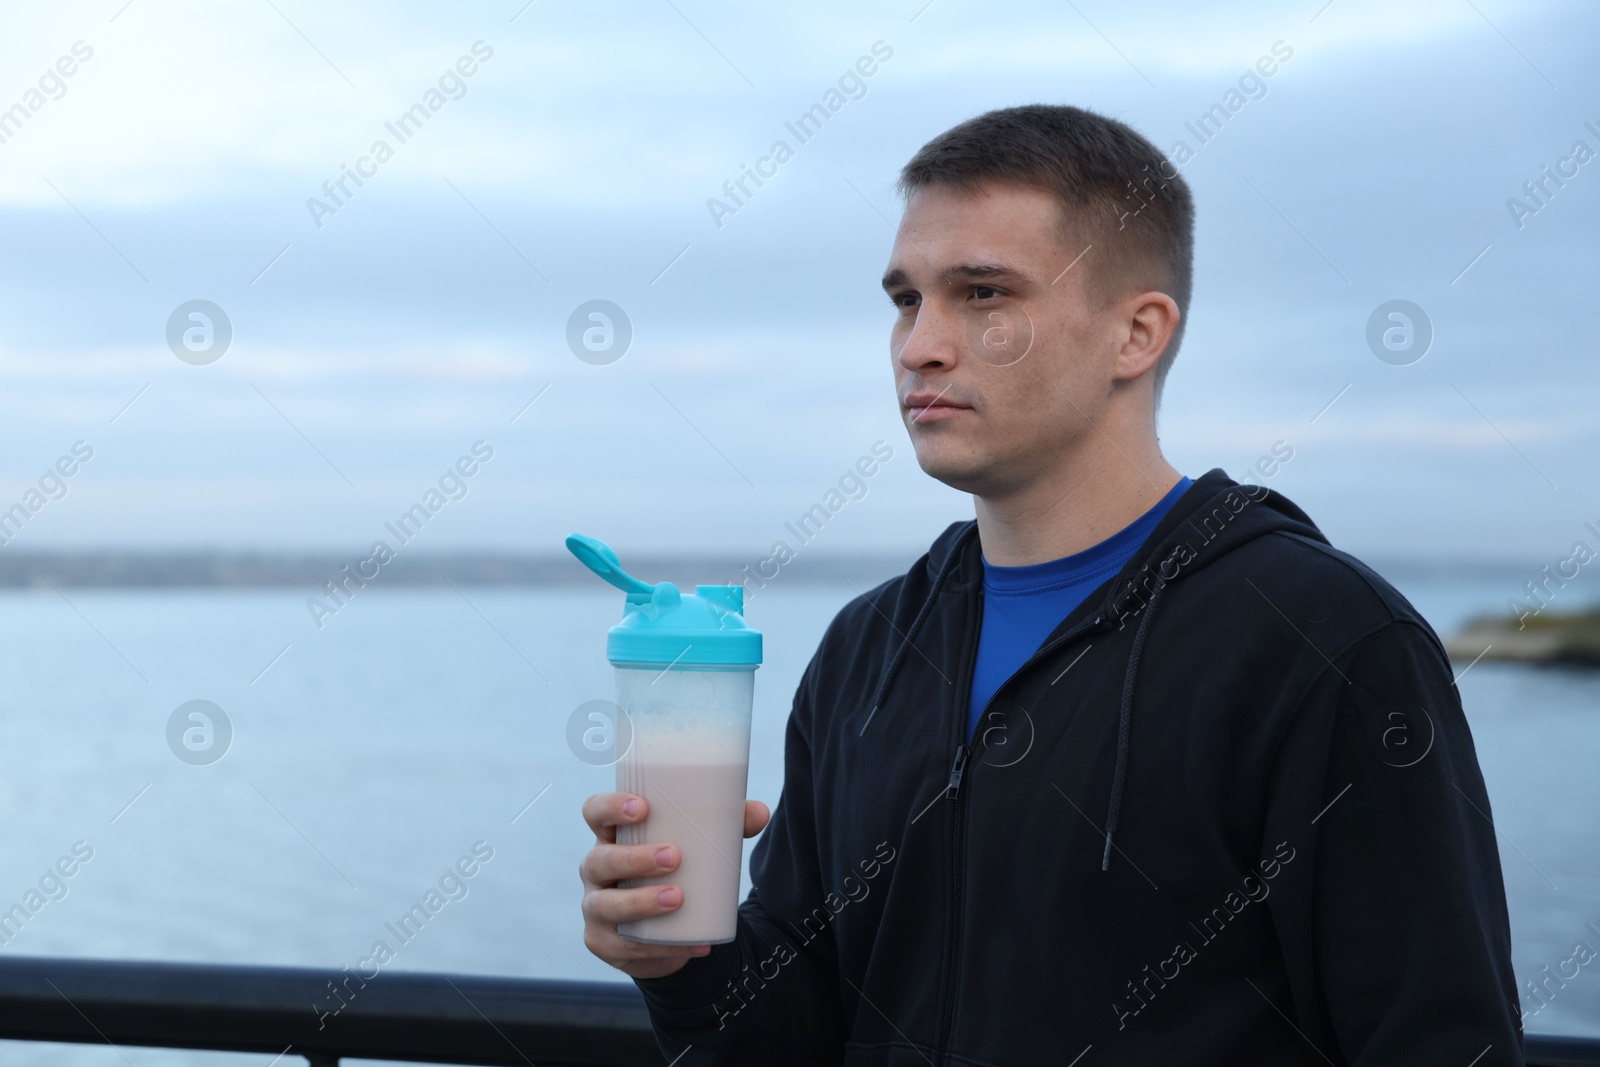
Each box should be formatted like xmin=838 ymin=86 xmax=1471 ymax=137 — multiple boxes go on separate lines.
xmin=859 ymin=522 xmax=979 ymax=736
xmin=1102 ymin=577 xmax=1166 ymax=871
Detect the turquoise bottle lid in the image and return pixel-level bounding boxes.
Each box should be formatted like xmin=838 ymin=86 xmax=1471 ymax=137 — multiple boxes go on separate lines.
xmin=566 ymin=533 xmax=761 ymax=669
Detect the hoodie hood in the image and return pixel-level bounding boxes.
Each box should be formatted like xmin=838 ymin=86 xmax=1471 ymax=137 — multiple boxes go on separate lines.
xmin=861 ymin=467 xmax=1329 ymax=866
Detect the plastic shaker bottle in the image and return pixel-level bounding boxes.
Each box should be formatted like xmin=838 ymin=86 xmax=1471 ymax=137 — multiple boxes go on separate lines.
xmin=566 ymin=533 xmax=762 ymax=944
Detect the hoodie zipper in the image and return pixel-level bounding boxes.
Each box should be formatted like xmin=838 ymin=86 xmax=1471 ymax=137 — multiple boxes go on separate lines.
xmin=933 ymin=586 xmax=1109 ymax=1065
xmin=933 ymin=592 xmax=982 ymax=1066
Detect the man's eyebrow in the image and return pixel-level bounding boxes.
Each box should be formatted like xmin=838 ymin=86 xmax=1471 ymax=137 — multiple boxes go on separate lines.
xmin=880 ymin=263 xmax=1032 ymax=292
xmin=944 ymin=263 xmax=1030 ymax=283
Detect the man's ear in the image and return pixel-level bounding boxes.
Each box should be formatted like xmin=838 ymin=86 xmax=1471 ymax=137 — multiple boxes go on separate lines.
xmin=1113 ymin=291 xmax=1180 ymax=382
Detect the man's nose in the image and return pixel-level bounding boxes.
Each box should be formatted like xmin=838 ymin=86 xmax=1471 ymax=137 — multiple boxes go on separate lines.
xmin=896 ymin=302 xmax=964 ymax=374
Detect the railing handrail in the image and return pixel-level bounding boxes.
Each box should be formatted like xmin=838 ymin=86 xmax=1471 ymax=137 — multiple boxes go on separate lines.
xmin=0 ymin=953 xmax=1593 ymax=1066
xmin=0 ymin=953 xmax=659 ymax=1066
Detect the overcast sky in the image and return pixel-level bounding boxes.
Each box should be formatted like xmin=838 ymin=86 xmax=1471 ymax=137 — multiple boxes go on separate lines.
xmin=0 ymin=0 xmax=1593 ymax=565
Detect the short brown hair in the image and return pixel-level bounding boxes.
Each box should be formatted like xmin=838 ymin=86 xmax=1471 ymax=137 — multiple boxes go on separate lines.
xmin=897 ymin=104 xmax=1195 ymax=400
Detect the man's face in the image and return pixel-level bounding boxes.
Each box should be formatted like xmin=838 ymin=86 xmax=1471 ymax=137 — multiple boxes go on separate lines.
xmin=882 ymin=180 xmax=1126 ymax=497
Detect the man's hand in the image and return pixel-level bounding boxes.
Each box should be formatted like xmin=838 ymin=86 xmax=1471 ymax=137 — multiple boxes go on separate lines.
xmin=580 ymin=792 xmax=771 ymax=980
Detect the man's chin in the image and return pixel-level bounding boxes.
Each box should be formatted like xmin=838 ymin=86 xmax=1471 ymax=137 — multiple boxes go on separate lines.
xmin=910 ymin=443 xmax=989 ymax=495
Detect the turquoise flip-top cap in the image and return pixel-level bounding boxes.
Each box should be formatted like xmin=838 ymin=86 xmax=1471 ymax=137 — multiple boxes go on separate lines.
xmin=566 ymin=533 xmax=762 ymax=669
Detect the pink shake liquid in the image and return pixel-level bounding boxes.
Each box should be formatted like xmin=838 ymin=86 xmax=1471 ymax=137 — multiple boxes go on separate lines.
xmin=617 ymin=759 xmax=749 ymax=943
xmin=612 ymin=665 xmax=754 ymax=945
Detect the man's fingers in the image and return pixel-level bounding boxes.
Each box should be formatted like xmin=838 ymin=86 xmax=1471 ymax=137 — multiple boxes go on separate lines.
xmin=588 ymin=792 xmax=767 ymax=843
xmin=580 ymin=842 xmax=678 ymax=888
xmin=583 ymin=883 xmax=686 ymax=928
xmin=581 ymin=791 xmax=646 ymax=843
xmin=581 ymin=885 xmax=715 ymax=975
xmin=744 ymin=799 xmax=771 ymax=838
xmin=582 ymin=916 xmax=710 ymax=967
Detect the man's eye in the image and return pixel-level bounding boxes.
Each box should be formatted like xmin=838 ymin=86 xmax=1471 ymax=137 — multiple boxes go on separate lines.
xmin=891 ymin=292 xmax=919 ymax=309
xmin=973 ymin=286 xmax=1002 ymax=301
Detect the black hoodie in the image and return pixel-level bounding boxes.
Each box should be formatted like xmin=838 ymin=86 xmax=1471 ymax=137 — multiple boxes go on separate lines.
xmin=633 ymin=469 xmax=1524 ymax=1066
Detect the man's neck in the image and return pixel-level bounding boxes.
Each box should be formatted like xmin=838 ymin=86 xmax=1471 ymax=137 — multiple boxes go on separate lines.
xmin=973 ymin=443 xmax=1184 ymax=567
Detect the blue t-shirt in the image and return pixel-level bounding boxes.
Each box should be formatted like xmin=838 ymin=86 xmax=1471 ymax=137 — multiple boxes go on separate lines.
xmin=966 ymin=477 xmax=1191 ymax=743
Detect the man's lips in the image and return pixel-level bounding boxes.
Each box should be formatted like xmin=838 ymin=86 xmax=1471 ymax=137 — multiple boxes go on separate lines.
xmin=904 ymin=389 xmax=971 ymax=423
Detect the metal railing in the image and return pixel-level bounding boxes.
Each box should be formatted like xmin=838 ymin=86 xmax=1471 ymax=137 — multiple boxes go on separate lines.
xmin=0 ymin=954 xmax=657 ymax=1066
xmin=0 ymin=953 xmax=1594 ymax=1066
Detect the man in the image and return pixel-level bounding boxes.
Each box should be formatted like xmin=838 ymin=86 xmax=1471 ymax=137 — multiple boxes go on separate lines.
xmin=578 ymin=104 xmax=1522 ymax=1064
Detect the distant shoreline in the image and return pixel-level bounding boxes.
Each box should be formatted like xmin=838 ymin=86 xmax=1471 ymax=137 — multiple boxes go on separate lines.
xmin=1443 ymin=611 xmax=1600 ymax=668
xmin=9 ymin=551 xmax=1592 ymax=667
xmin=0 ymin=550 xmax=918 ymax=589
xmin=0 ymin=550 xmax=1536 ymax=589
